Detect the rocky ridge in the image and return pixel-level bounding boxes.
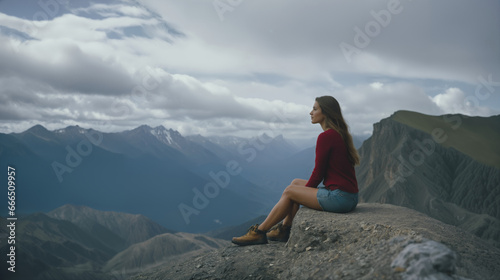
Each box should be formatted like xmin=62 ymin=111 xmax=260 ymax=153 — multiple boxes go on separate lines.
xmin=131 ymin=204 xmax=500 ymax=280
xmin=48 ymin=204 xmax=172 ymax=248
xmin=104 ymin=232 xmax=229 ymax=278
xmin=356 ymin=113 xmax=500 ymax=245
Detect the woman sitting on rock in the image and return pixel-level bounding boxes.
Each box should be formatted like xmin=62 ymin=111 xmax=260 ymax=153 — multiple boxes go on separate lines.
xmin=232 ymin=96 xmax=360 ymax=246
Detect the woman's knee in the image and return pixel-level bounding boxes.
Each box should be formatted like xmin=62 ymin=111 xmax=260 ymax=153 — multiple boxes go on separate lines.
xmin=291 ymin=178 xmax=301 ymax=185
xmin=283 ymin=184 xmax=303 ymax=199
xmin=290 ymin=178 xmax=306 ymax=186
xmin=282 ymin=185 xmax=294 ymax=198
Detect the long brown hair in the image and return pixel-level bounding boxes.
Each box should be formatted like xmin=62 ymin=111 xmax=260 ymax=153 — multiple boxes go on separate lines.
xmin=316 ymin=96 xmax=360 ymax=166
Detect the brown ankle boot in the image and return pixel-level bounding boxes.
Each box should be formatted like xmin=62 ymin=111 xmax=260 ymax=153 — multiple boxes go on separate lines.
xmin=232 ymin=224 xmax=268 ymax=246
xmin=266 ymin=222 xmax=291 ymax=242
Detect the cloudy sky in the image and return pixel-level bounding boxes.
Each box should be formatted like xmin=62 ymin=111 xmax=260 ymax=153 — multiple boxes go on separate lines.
xmin=0 ymin=0 xmax=499 ymax=141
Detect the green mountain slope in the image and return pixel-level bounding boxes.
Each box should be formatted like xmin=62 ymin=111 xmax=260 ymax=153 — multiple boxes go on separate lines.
xmin=391 ymin=110 xmax=500 ymax=169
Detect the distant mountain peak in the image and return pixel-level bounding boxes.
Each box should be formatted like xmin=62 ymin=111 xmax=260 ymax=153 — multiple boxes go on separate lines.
xmin=274 ymin=134 xmax=284 ymax=140
xmin=21 ymin=124 xmax=54 ymax=140
xmin=134 ymin=124 xmax=153 ymax=132
xmin=23 ymin=124 xmax=52 ymax=136
xmin=150 ymin=126 xmax=183 ymax=146
xmin=151 ymin=126 xmax=174 ymax=145
xmin=26 ymin=124 xmax=48 ymax=132
xmin=258 ymin=133 xmax=272 ymax=140
xmin=152 ymin=125 xmax=168 ymax=131
xmin=54 ymin=125 xmax=88 ymax=135
xmin=54 ymin=203 xmax=94 ymax=213
xmin=130 ymin=125 xmax=181 ymax=136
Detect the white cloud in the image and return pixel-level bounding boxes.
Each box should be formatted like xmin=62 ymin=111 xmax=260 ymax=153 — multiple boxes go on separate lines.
xmin=431 ymin=88 xmax=493 ymax=116
xmin=370 ymin=82 xmax=384 ymax=90
xmin=431 ymin=88 xmax=465 ymax=113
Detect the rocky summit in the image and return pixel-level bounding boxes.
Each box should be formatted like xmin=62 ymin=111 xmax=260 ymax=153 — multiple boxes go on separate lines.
xmin=132 ymin=204 xmax=500 ymax=280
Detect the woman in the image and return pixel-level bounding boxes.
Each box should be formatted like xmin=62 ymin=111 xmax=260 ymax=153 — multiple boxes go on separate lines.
xmin=232 ymin=96 xmax=360 ymax=246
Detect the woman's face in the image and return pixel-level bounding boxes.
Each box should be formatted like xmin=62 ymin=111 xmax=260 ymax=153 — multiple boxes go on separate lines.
xmin=310 ymin=101 xmax=325 ymax=125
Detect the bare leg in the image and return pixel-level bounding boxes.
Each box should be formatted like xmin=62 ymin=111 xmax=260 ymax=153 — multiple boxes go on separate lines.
xmin=282 ymin=179 xmax=307 ymax=226
xmin=262 ymin=179 xmax=304 ymax=229
xmin=283 ymin=202 xmax=300 ymax=226
xmin=258 ymin=179 xmax=321 ymax=232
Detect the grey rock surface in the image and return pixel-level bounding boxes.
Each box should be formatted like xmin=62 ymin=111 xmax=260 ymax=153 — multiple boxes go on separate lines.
xmin=131 ymin=204 xmax=500 ymax=280
xmin=391 ymin=240 xmax=468 ymax=280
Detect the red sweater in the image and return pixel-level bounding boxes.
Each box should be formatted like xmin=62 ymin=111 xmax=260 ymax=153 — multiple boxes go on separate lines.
xmin=306 ymin=129 xmax=358 ymax=193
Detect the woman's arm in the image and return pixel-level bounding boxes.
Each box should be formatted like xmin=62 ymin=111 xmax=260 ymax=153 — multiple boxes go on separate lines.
xmin=305 ymin=132 xmax=332 ymax=188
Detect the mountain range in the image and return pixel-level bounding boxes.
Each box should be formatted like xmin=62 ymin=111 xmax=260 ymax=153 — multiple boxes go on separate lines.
xmin=0 ymin=124 xmax=312 ymax=232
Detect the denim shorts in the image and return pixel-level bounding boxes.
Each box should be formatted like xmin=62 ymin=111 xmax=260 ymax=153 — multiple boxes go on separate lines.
xmin=316 ymin=187 xmax=358 ymax=213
